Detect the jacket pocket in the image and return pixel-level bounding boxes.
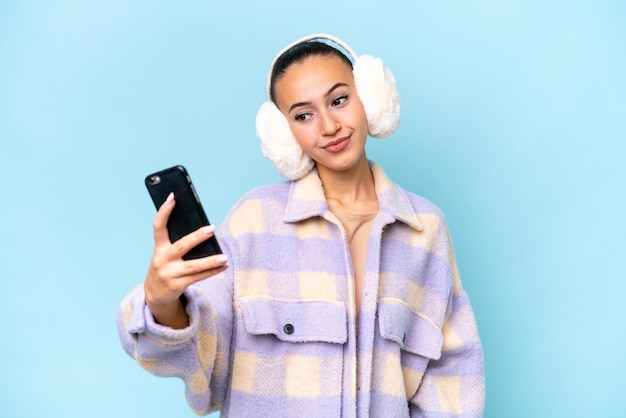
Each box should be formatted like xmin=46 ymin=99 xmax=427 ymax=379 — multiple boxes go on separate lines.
xmin=230 ymin=299 xmax=346 ymax=416
xmin=378 ymin=299 xmax=443 ymax=360
xmin=239 ymin=298 xmax=348 ymax=344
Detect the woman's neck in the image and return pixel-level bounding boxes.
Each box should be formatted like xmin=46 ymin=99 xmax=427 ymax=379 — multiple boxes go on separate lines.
xmin=317 ymin=155 xmax=378 ymax=212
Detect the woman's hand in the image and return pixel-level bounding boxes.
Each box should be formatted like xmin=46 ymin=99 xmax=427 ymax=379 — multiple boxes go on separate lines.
xmin=144 ymin=192 xmax=228 ymax=328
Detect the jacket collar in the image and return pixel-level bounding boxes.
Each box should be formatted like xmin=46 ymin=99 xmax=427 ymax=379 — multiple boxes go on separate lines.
xmin=283 ymin=161 xmax=423 ymax=231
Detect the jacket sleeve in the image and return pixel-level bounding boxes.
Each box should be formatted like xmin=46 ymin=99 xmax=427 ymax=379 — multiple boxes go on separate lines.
xmin=116 ymin=265 xmax=234 ymax=415
xmin=410 ymin=226 xmax=485 ymax=417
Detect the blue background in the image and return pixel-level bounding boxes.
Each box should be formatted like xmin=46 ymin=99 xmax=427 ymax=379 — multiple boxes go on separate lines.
xmin=1 ymin=1 xmax=625 ymax=417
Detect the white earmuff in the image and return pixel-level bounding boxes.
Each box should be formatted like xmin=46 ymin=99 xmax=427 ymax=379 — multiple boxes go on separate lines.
xmin=256 ymin=34 xmax=401 ymax=180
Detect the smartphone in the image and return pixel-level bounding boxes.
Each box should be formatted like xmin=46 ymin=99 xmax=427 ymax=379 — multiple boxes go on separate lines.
xmin=145 ymin=165 xmax=222 ymax=260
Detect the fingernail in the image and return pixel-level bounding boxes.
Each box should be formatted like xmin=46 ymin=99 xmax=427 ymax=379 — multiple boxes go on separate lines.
xmin=166 ymin=192 xmax=174 ymax=205
xmin=203 ymin=225 xmax=215 ymax=234
xmin=216 ymin=254 xmax=227 ymax=263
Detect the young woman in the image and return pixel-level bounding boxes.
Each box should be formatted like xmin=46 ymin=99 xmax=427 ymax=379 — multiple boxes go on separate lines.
xmin=117 ymin=34 xmax=485 ymax=417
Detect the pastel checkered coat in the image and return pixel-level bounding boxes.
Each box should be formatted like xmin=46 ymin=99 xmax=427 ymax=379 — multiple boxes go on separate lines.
xmin=117 ymin=162 xmax=485 ymax=417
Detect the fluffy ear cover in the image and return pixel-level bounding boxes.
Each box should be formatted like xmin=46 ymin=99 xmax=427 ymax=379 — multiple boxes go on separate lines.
xmin=256 ymin=101 xmax=315 ymax=180
xmin=353 ymin=55 xmax=401 ymax=138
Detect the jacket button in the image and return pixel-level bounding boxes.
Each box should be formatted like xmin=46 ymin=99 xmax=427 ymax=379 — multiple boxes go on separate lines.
xmin=284 ymin=323 xmax=294 ymax=335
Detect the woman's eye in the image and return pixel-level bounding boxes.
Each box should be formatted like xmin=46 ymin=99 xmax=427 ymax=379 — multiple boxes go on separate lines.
xmin=295 ymin=113 xmax=311 ymax=121
xmin=332 ymin=95 xmax=348 ymax=106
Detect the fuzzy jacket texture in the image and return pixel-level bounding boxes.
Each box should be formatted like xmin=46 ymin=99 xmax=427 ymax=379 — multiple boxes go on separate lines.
xmin=117 ymin=162 xmax=485 ymax=417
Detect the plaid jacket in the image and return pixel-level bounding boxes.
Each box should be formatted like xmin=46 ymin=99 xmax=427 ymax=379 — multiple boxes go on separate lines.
xmin=117 ymin=162 xmax=485 ymax=417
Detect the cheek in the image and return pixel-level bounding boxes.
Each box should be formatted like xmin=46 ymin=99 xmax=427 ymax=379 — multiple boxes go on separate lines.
xmin=358 ymin=111 xmax=369 ymax=132
xmin=352 ymin=106 xmax=369 ymax=133
xmin=348 ymin=97 xmax=368 ymax=129
xmin=288 ymin=122 xmax=316 ymax=148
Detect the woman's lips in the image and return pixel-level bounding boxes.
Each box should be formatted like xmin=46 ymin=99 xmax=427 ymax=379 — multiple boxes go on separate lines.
xmin=322 ymin=136 xmax=351 ymax=153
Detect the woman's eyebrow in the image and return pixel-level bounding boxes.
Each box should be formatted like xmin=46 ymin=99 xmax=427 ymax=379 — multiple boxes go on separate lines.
xmin=288 ymin=82 xmax=349 ymax=113
xmin=325 ymin=82 xmax=349 ymax=97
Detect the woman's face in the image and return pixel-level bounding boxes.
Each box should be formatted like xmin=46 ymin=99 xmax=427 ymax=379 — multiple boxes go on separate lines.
xmin=273 ymin=54 xmax=369 ymax=174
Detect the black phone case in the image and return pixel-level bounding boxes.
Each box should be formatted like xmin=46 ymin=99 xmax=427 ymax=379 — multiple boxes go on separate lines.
xmin=145 ymin=165 xmax=222 ymax=260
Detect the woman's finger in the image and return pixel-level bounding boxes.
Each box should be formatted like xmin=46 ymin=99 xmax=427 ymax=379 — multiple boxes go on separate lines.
xmin=169 ymin=224 xmax=217 ymax=258
xmin=178 ymin=253 xmax=228 ymax=276
xmin=178 ymin=263 xmax=228 ymax=289
xmin=153 ymin=192 xmax=175 ymax=246
xmin=153 ymin=257 xmax=228 ymax=300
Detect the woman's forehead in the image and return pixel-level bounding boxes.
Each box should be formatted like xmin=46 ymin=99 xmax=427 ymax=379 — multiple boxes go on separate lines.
xmin=274 ymin=55 xmax=354 ymax=106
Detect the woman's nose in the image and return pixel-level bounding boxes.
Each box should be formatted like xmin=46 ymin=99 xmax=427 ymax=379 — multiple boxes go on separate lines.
xmin=319 ymin=110 xmax=340 ymax=136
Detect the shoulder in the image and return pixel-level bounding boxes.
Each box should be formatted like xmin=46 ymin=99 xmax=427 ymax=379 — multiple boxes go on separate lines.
xmin=399 ymin=188 xmax=450 ymax=240
xmin=376 ymin=167 xmax=450 ymax=237
xmin=231 ymin=181 xmax=292 ymax=210
xmin=373 ymin=162 xmax=446 ymax=224
xmin=402 ymin=187 xmax=446 ymax=220
xmin=217 ymin=180 xmax=292 ymax=237
xmin=371 ymin=160 xmax=445 ymax=219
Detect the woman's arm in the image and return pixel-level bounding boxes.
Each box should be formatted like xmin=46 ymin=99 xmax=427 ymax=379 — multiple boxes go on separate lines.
xmin=116 ymin=192 xmax=234 ymax=414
